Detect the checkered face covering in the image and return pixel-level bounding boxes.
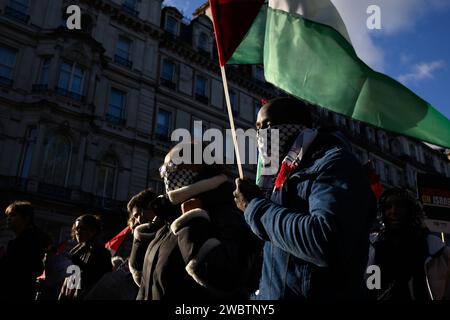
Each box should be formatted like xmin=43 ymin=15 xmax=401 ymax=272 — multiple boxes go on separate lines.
xmin=257 ymin=124 xmax=305 ymax=164
xmin=257 ymin=124 xmax=305 ymax=195
xmin=163 ymin=169 xmax=199 ymax=193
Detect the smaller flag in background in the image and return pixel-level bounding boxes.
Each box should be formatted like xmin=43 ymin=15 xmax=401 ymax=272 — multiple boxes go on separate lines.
xmin=365 ymin=160 xmax=384 ymax=200
xmin=105 ymin=226 xmax=132 ymax=256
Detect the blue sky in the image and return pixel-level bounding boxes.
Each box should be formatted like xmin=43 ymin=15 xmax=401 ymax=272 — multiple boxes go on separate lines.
xmin=163 ymin=0 xmax=450 ymax=120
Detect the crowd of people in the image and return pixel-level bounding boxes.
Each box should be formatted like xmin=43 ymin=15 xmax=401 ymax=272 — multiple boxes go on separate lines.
xmin=1 ymin=97 xmax=449 ymax=301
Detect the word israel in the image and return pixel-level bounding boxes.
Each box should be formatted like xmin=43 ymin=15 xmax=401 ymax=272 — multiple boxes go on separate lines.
xmin=171 ymin=121 xmax=280 ymax=175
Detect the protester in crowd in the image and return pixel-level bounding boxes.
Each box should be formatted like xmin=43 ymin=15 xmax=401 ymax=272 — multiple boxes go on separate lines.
xmin=127 ymin=188 xmax=159 ymax=231
xmin=84 ymin=189 xmax=158 ymax=300
xmin=111 ymin=256 xmax=125 ymax=272
xmin=0 ymin=201 xmax=50 ymax=300
xmin=136 ymin=142 xmax=262 ymax=300
xmin=369 ymin=187 xmax=450 ymax=300
xmin=35 ymin=244 xmax=72 ymax=300
xmin=58 ymin=214 xmax=112 ymax=300
xmin=233 ymin=97 xmax=377 ymax=299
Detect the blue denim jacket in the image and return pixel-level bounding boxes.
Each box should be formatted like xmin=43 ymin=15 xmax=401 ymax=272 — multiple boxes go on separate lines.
xmin=245 ymin=133 xmax=376 ymax=300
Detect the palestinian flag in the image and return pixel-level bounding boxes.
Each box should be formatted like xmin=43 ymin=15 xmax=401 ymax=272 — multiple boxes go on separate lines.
xmin=208 ymin=0 xmax=450 ymax=148
xmin=105 ymin=226 xmax=132 ymax=256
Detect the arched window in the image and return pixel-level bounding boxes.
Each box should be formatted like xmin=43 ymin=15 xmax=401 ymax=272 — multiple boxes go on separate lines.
xmin=43 ymin=135 xmax=72 ymax=186
xmin=20 ymin=126 xmax=38 ymax=179
xmin=379 ymin=133 xmax=388 ymax=150
xmin=391 ymin=139 xmax=403 ymax=155
xmin=198 ymin=32 xmax=209 ymax=53
xmin=409 ymin=143 xmax=418 ymax=161
xmin=96 ymin=155 xmax=118 ymax=199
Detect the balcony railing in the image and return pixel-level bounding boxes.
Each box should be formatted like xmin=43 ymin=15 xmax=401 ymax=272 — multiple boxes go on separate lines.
xmin=38 ymin=182 xmax=72 ymax=198
xmin=55 ymin=87 xmax=85 ymax=102
xmin=0 ymin=175 xmax=27 ymax=192
xmin=121 ymin=3 xmax=139 ymax=17
xmin=114 ymin=54 xmax=133 ymax=69
xmin=106 ymin=113 xmax=126 ymax=125
xmin=155 ymin=132 xmax=170 ymax=142
xmin=166 ymin=32 xmax=179 ymax=41
xmin=32 ymin=84 xmax=49 ymax=93
xmin=197 ymin=48 xmax=211 ymax=58
xmin=160 ymin=78 xmax=176 ymax=90
xmin=195 ymin=93 xmax=209 ymax=105
xmin=93 ymin=196 xmax=125 ymax=210
xmin=5 ymin=6 xmax=30 ymax=23
xmin=0 ymin=76 xmax=13 ymax=88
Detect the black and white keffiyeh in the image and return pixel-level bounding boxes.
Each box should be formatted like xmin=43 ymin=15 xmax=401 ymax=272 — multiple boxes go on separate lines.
xmin=163 ymin=169 xmax=199 ymax=193
xmin=256 ymin=124 xmax=305 ymax=195
xmin=256 ymin=124 xmax=318 ymax=196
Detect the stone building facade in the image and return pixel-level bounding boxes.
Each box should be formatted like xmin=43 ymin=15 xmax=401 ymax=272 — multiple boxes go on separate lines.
xmin=0 ymin=0 xmax=448 ymax=246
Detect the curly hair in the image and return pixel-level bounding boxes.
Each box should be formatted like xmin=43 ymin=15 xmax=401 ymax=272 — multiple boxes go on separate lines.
xmin=378 ymin=187 xmax=425 ymax=230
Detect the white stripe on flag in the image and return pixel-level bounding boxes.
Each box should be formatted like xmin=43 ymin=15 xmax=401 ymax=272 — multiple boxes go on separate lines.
xmin=268 ymin=0 xmax=352 ymax=44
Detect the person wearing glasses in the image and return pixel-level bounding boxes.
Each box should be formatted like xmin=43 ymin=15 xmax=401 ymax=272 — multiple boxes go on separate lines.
xmin=135 ymin=142 xmax=262 ymax=300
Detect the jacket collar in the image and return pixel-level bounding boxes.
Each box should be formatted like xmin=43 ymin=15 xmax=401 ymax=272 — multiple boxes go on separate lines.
xmin=427 ymin=234 xmax=445 ymax=257
xmin=167 ymin=174 xmax=228 ymax=205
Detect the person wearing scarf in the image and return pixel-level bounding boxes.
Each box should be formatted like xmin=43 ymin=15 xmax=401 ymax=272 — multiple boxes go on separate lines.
xmin=369 ymin=188 xmax=450 ymax=300
xmin=58 ymin=215 xmax=112 ymax=300
xmin=136 ymin=143 xmax=262 ymax=300
xmin=233 ymin=97 xmax=377 ymax=300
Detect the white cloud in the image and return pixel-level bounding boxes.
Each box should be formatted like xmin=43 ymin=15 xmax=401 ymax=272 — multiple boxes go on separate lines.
xmin=163 ymin=0 xmax=450 ymax=73
xmin=331 ymin=0 xmax=449 ymax=70
xmin=398 ymin=60 xmax=446 ymax=84
xmin=400 ymin=53 xmax=413 ymax=65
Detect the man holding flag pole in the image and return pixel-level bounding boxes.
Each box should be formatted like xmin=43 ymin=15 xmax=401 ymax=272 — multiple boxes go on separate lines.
xmin=206 ymin=0 xmax=450 ymax=300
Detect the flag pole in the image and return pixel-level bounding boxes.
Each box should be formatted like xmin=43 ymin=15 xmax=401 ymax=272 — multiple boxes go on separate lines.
xmin=220 ymin=65 xmax=244 ymax=179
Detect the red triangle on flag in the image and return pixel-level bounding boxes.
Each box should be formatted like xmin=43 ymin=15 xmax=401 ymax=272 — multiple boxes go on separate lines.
xmin=209 ymin=0 xmax=265 ymax=66
xmin=105 ymin=226 xmax=132 ymax=256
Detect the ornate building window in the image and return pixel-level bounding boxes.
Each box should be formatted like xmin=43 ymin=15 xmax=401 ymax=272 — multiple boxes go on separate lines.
xmin=254 ymin=65 xmax=265 ymax=82
xmin=198 ymin=32 xmax=209 ymax=56
xmin=165 ymin=15 xmax=179 ymax=36
xmin=96 ymin=155 xmax=118 ymax=199
xmin=155 ymin=109 xmax=172 ymax=141
xmin=160 ymin=59 xmax=176 ymax=89
xmin=20 ymin=126 xmax=38 ymax=179
xmin=107 ymin=88 xmax=126 ymax=125
xmin=122 ymin=0 xmax=139 ymax=16
xmin=57 ymin=61 xmax=85 ymax=101
xmin=5 ymin=0 xmax=30 ymax=23
xmin=42 ymin=135 xmax=72 ymax=186
xmin=229 ymin=90 xmax=238 ymax=116
xmin=115 ymin=36 xmax=133 ymax=68
xmin=409 ymin=143 xmax=418 ymax=161
xmin=195 ymin=75 xmax=208 ymax=104
xmin=0 ymin=46 xmax=16 ymax=87
xmin=33 ymin=57 xmax=51 ymax=92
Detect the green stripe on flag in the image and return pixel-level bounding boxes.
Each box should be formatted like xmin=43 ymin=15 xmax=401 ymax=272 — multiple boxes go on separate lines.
xmin=230 ymin=6 xmax=450 ymax=148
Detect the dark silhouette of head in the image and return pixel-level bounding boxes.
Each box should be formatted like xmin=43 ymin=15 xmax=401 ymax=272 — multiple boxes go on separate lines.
xmin=378 ymin=188 xmax=425 ymax=232
xmin=256 ymin=97 xmax=313 ymax=130
xmin=71 ymin=214 xmax=102 ymax=244
xmin=5 ymin=201 xmax=34 ymax=235
xmin=127 ymin=188 xmax=158 ymax=229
